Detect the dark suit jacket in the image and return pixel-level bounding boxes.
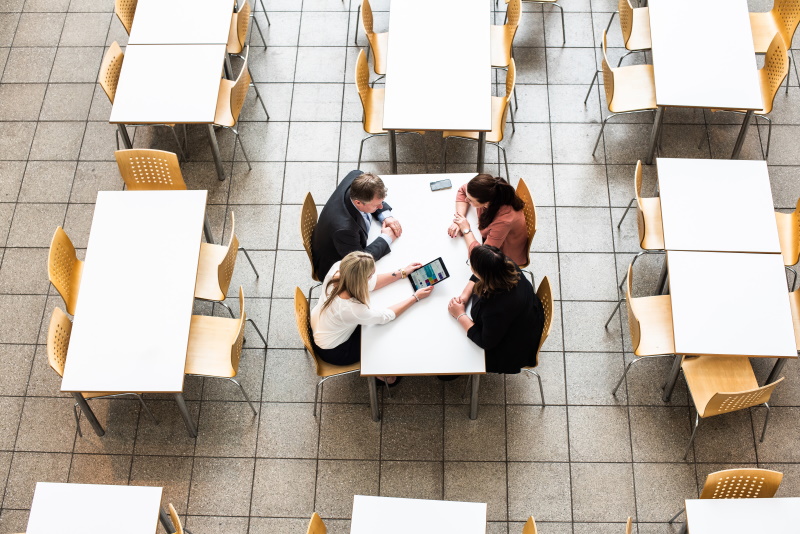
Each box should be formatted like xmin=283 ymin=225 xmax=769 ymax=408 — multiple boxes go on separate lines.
xmin=467 ymin=268 xmax=545 ymax=374
xmin=311 ymin=170 xmax=393 ymax=279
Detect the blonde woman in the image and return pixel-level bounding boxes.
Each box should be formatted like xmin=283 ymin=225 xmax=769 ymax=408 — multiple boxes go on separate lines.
xmin=310 ymin=251 xmax=434 ymax=385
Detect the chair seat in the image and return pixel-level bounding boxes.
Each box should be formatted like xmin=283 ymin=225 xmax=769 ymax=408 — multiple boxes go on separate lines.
xmin=749 ymin=12 xmax=780 ymax=54
xmin=633 ymin=294 xmax=675 ymax=356
xmin=775 ymin=211 xmax=799 ymax=266
xmin=194 ymin=242 xmax=228 ymax=302
xmin=608 ymin=64 xmax=657 ymax=114
xmin=443 ymin=96 xmax=506 ymax=143
xmin=215 ymin=78 xmax=237 ymax=128
xmin=370 ymin=31 xmax=388 ymax=76
xmin=226 ymin=12 xmax=243 ymax=54
xmin=185 ymin=314 xmax=241 ymax=378
xmin=789 ymin=289 xmax=800 ymax=351
xmin=490 ymin=25 xmax=514 ymax=67
xmin=639 ymin=197 xmax=665 ymax=250
xmin=626 ymin=7 xmax=652 ymax=51
xmin=316 ymin=358 xmax=360 ymax=378
xmin=681 ymin=355 xmax=759 ymax=417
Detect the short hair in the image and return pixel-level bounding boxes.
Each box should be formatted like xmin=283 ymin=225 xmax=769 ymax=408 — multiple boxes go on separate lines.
xmin=470 ymin=245 xmax=519 ymax=297
xmin=349 ymin=172 xmax=388 ymax=203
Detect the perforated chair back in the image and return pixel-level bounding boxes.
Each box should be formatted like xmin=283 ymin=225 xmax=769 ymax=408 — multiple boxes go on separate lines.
xmin=624 ymin=263 xmax=642 ymax=353
xmin=701 ymin=377 xmax=784 ymax=418
xmin=229 ymin=287 xmax=247 ymax=374
xmin=506 ymin=0 xmax=522 ymax=38
xmin=495 ymin=58 xmax=516 ymax=143
xmin=536 ymin=276 xmax=553 ymax=355
xmin=601 ymin=31 xmax=615 ymax=111
xmin=235 ymin=0 xmax=252 ymax=51
xmin=115 ymin=149 xmax=186 ymax=190
xmin=114 ymin=0 xmax=137 ymax=35
xmin=217 ymin=211 xmax=241 ymax=296
xmin=618 ymin=0 xmax=635 ymax=48
xmin=699 ymin=468 xmax=784 ymax=499
xmin=515 ymin=178 xmax=537 ymax=267
xmin=774 ymin=0 xmax=800 ymax=47
xmin=301 ymin=193 xmax=320 ymax=282
xmin=360 ymin=0 xmax=375 ymax=38
xmin=522 ymin=516 xmax=538 ymax=534
xmin=229 ymin=49 xmax=253 ymax=124
xmin=48 ymin=227 xmax=83 ymax=316
xmin=306 ymin=512 xmax=327 ymax=534
xmin=99 ymin=42 xmax=124 ymax=105
xmin=634 ymin=160 xmax=647 ymax=247
xmin=168 ymin=504 xmax=184 ymax=534
xmin=759 ymin=33 xmax=790 ymax=115
xmin=354 ymin=48 xmax=378 ymax=134
xmin=294 ymin=286 xmax=324 ymax=376
xmin=46 ymin=307 xmax=72 ymax=378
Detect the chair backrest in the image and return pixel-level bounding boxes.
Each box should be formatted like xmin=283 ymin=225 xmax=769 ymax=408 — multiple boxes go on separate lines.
xmin=699 ymin=468 xmax=784 ymax=499
xmin=294 ymin=286 xmax=324 ymax=376
xmin=355 ymin=49 xmax=374 ymax=133
xmin=306 ymin=512 xmax=327 ymax=534
xmin=234 ymin=0 xmax=252 ymax=51
xmin=522 ymin=516 xmax=537 ymax=534
xmin=301 ymin=192 xmax=320 ymax=282
xmin=48 ymin=226 xmax=83 ymax=316
xmin=46 ymin=307 xmax=72 ymax=378
xmin=624 ymin=262 xmax=642 ymax=353
xmin=229 ymin=47 xmax=253 ymax=124
xmin=496 ymin=58 xmax=516 ymax=143
xmin=114 ymin=149 xmax=186 ymax=191
xmin=218 ymin=211 xmax=241 ymax=296
xmin=625 ymin=517 xmax=632 ymax=534
xmin=536 ymin=276 xmax=553 ymax=355
xmin=360 ymin=0 xmax=375 ymax=38
xmin=601 ymin=31 xmax=615 ymax=111
xmin=633 ymin=160 xmax=647 ymax=248
xmin=229 ymin=287 xmax=247 ymax=374
xmin=788 ymin=288 xmax=800 ymax=351
xmin=168 ymin=504 xmax=184 ymax=534
xmin=759 ymin=32 xmax=789 ymax=115
xmin=506 ymin=0 xmax=522 ymax=38
xmin=773 ymin=0 xmax=800 ymax=48
xmin=618 ymin=0 xmax=635 ymax=48
xmin=515 ymin=178 xmax=537 ymax=267
xmin=114 ymin=0 xmax=137 ymax=35
xmin=99 ymin=41 xmax=124 ymax=105
xmin=701 ymin=377 xmax=784 ymax=418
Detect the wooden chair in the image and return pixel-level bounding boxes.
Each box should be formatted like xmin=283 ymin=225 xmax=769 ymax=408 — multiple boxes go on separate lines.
xmin=114 ymin=0 xmax=137 ymax=35
xmin=586 ymin=31 xmax=657 ymax=157
xmin=749 ymin=0 xmax=800 ymax=92
xmin=301 ymin=193 xmax=323 ymax=301
xmin=354 ymin=49 xmax=424 ymax=169
xmin=680 ymin=355 xmax=783 ymax=460
xmin=788 ymin=287 xmax=800 ymax=350
xmin=442 ymin=59 xmax=516 ymax=179
xmin=604 ymin=0 xmax=651 ymax=66
xmin=228 ymin=0 xmax=266 ymax=55
xmin=624 ymin=517 xmax=632 ymax=534
xmin=47 ymin=308 xmax=157 ymax=437
xmin=606 ymin=262 xmax=675 ymax=396
xmin=521 ymin=276 xmax=553 ymax=405
xmin=306 ymin=512 xmax=327 ymax=534
xmin=776 ymin=198 xmax=800 ymax=290
xmin=498 ymin=0 xmax=564 ymax=45
xmin=48 ymin=227 xmax=84 ymax=316
xmin=522 ymin=516 xmax=538 ymax=534
xmin=294 ymin=287 xmax=361 ymax=417
xmin=356 ymin=0 xmax=388 ymax=84
xmin=185 ymin=287 xmax=258 ymax=415
xmin=159 ymin=503 xmax=195 ymax=534
xmin=515 ymin=178 xmax=537 ymax=280
xmin=491 ymin=0 xmax=521 ymax=112
xmin=115 ymin=149 xmax=186 ymax=190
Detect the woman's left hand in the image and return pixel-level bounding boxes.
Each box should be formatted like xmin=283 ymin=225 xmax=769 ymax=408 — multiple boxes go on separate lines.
xmin=404 ymin=262 xmax=423 ymax=274
xmin=448 ymin=297 xmax=466 ymax=318
xmin=453 ymin=213 xmax=471 ymax=233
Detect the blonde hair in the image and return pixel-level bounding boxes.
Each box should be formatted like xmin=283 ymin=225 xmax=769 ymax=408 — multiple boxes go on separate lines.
xmin=321 ymin=251 xmax=375 ymax=312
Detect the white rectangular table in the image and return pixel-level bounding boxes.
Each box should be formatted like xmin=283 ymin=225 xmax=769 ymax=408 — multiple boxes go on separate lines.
xmin=128 ymin=0 xmax=234 ymax=45
xmin=685 ymin=497 xmax=800 ymax=534
xmin=361 ymin=174 xmax=486 ymax=420
xmin=109 ymin=44 xmax=229 ymax=181
xmin=351 ymin=495 xmax=487 ymax=534
xmin=661 ymin=251 xmax=797 ymax=401
xmin=27 ymin=482 xmax=163 ymax=534
xmin=645 ymin=0 xmax=763 ymax=163
xmin=657 ymin=158 xmax=781 ymax=253
xmin=62 ymin=191 xmax=207 ymax=437
xmin=383 ymin=0 xmax=491 ymax=173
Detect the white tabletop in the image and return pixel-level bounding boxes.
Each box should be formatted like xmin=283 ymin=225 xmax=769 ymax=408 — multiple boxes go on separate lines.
xmin=128 ymin=0 xmax=233 ymax=45
xmin=648 ymin=0 xmax=763 ymax=110
xmin=657 ymin=158 xmax=781 ymax=253
xmin=27 ymin=482 xmax=162 ymax=534
xmin=667 ymin=251 xmax=797 ymax=358
xmin=360 ymin=174 xmax=486 ymax=376
xmin=382 ymin=0 xmax=492 ymax=131
xmin=109 ymin=44 xmax=226 ymax=125
xmin=350 ymin=495 xmax=487 ymax=534
xmin=685 ymin=498 xmax=800 ymax=534
xmin=61 ymin=191 xmax=206 ymax=393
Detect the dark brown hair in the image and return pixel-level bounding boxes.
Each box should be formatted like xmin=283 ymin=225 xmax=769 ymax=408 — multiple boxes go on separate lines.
xmin=470 ymin=245 xmax=519 ymax=297
xmin=466 ymin=174 xmax=524 ymax=230
xmin=349 ymin=172 xmax=388 ymax=203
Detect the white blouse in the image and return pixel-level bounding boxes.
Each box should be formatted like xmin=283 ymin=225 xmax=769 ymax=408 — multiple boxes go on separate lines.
xmin=310 ymin=261 xmax=396 ymax=349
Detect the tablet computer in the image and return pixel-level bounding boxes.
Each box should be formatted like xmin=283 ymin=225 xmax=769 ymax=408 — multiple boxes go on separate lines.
xmin=408 ymin=257 xmax=450 ymax=291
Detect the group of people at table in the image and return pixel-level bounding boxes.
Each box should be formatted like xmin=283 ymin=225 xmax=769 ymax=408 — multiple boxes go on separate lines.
xmin=308 ymin=170 xmax=545 ymax=386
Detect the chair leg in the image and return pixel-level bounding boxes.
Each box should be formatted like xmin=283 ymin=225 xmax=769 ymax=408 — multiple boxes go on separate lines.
xmin=617 ymin=197 xmax=636 ymax=228
xmin=357 ymin=136 xmax=367 ymax=169
xmin=168 ymin=126 xmax=187 ymax=162
xmin=73 ymin=403 xmax=84 ymax=438
xmin=499 ymin=144 xmax=509 ymax=181
xmin=313 ymin=378 xmax=324 ymax=417
xmin=553 ymin=3 xmax=565 ymax=45
xmin=354 ymin=4 xmax=360 ymax=46
xmin=246 ymin=318 xmax=267 ymax=347
xmin=308 ymin=281 xmax=322 ymax=303
xmin=227 ymin=378 xmax=257 ymax=415
xmin=135 ymin=394 xmax=158 ymax=425
xmin=521 ymin=268 xmax=534 ymax=286
xmin=786 ymin=266 xmax=797 ymax=291
xmin=509 ymin=101 xmax=516 ymax=131
xmin=252 ymin=16 xmax=267 ymax=48
xmin=760 ymin=402 xmax=772 ymax=442
xmin=218 ymin=300 xmax=237 ymax=319
xmin=584 ymin=70 xmax=600 ymax=104
xmin=251 ymin=82 xmax=270 ymax=120
xmin=233 ymin=129 xmax=252 ymax=170
xmin=461 ymin=375 xmax=472 ymax=400
xmin=238 ymin=247 xmax=260 ymax=277
xmin=604 ymin=297 xmax=625 ymax=328
xmin=763 ymin=115 xmax=772 ymax=161
xmin=668 ymin=508 xmax=685 ymax=524
xmin=523 ymin=368 xmax=546 ymax=406
xmin=791 ymin=49 xmax=800 ymax=94
xmin=616 ymin=50 xmax=639 ymax=67
xmin=370 ymin=73 xmax=385 ymax=88
xmin=592 ymin=116 xmax=611 ymax=156
xmin=259 ymin=0 xmax=271 ymax=25
xmin=683 ymin=412 xmax=701 ymax=460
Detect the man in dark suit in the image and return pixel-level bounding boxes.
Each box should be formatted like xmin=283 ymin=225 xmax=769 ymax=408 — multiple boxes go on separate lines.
xmin=311 ymin=170 xmax=403 ymax=280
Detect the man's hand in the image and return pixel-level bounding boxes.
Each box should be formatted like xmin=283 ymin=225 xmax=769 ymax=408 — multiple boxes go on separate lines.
xmin=381 ymin=224 xmax=397 ymax=240
xmin=383 ymin=216 xmax=402 ymax=237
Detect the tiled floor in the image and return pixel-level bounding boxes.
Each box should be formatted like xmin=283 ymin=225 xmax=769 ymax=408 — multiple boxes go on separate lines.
xmin=1 ymin=0 xmax=800 ymax=532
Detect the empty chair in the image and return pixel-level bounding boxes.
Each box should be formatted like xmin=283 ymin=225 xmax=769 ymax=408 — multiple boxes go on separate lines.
xmin=47 ymin=308 xmax=157 ymax=437
xmin=114 ymin=0 xmax=137 ymax=35
xmin=442 ymin=59 xmax=516 ymax=179
xmin=48 ymin=227 xmax=84 ymax=316
xmin=185 ymin=287 xmax=259 ymax=415
xmin=515 ymin=178 xmax=537 ymax=281
xmin=498 ymin=0 xmax=564 ymax=45
xmin=604 ymin=0 xmax=651 ymax=66
xmin=294 ymin=287 xmax=361 ymax=416
xmin=521 ymin=276 xmax=553 ymax=405
xmin=160 ymin=503 xmax=194 ymax=534
xmin=356 ymin=0 xmax=388 ymax=84
xmin=307 ymin=512 xmax=327 ymax=534
xmin=301 ymin=192 xmax=323 ymax=301
xmin=788 ymin=287 xmax=800 ymax=350
xmin=228 ymin=0 xmax=266 ymax=57
xmin=115 ymin=149 xmax=186 ymax=190
xmin=776 ymin=198 xmax=800 ymax=290
xmin=749 ymin=0 xmax=800 ymax=92
xmin=491 ymin=0 xmax=521 ymax=111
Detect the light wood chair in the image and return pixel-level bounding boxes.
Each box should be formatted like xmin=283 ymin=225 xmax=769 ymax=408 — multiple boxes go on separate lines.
xmin=294 ymin=287 xmax=361 ymax=416
xmin=586 ymin=31 xmax=657 ymax=157
xmin=515 ymin=178 xmax=537 ymax=280
xmin=749 ymin=0 xmax=800 ymax=93
xmin=604 ymin=0 xmax=651 ymax=66
xmin=47 ymin=307 xmax=157 ymax=437
xmin=776 ymin=198 xmax=800 ymax=290
xmin=356 ymin=0 xmax=388 ymax=84
xmin=491 ymin=0 xmax=521 ymax=112
xmin=114 ymin=0 xmax=137 ymax=35
xmin=606 ymin=262 xmax=675 ymax=396
xmin=625 ymin=517 xmax=632 ymax=534
xmin=114 ymin=149 xmax=186 ymax=190
xmin=306 ymin=512 xmax=327 ymax=534
xmin=228 ymin=0 xmax=266 ymax=55
xmin=160 ymin=503 xmax=195 ymax=534
xmin=522 ymin=516 xmax=538 ymax=534
xmin=442 ymin=59 xmax=516 ymax=179
xmin=185 ymin=286 xmax=258 ymax=415
xmin=236 ymin=0 xmax=270 ymax=26
xmin=787 ymin=287 xmax=800 ymax=350
xmin=48 ymin=227 xmax=83 ymax=317
xmin=680 ymin=355 xmax=783 ymax=460
xmin=301 ymin=192 xmax=323 ymax=301
xmin=354 ymin=49 xmax=425 ymax=169
xmin=498 ymin=0 xmax=564 ymax=45
xmin=522 ymin=276 xmax=553 ymax=405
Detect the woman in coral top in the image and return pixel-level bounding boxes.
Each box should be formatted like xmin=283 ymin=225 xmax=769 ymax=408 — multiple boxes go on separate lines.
xmin=447 ymin=174 xmax=528 ymax=266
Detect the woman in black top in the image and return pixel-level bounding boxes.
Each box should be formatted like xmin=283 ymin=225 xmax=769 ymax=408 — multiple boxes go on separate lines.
xmin=447 ymin=245 xmax=545 ymax=373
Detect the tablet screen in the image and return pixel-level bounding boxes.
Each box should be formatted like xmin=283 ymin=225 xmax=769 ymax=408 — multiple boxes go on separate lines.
xmin=409 ymin=258 xmax=450 ymax=290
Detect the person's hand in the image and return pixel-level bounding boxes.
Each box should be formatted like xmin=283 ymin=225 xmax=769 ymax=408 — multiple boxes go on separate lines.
xmin=447 ymin=222 xmax=462 ymax=238
xmin=381 ymin=224 xmax=397 ymax=240
xmin=383 ymin=217 xmax=402 ymax=237
xmin=415 ymin=286 xmax=434 ymax=300
xmin=448 ymin=297 xmax=466 ymax=318
xmin=453 ymin=213 xmax=471 ymax=233
xmin=404 ymin=262 xmax=423 ymax=274
xmin=457 ymin=286 xmax=472 ymax=305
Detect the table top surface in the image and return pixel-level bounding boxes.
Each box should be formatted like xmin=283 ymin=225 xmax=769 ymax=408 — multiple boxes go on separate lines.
xmin=685 ymin=497 xmax=800 ymax=534
xmin=360 ymin=173 xmax=487 ymax=376
xmin=657 ymin=158 xmax=781 ymax=253
xmin=27 ymin=482 xmax=163 ymax=534
xmin=667 ymin=251 xmax=797 ymax=358
xmin=648 ymin=0 xmax=763 ymax=110
xmin=382 ymin=0 xmax=492 ymax=131
xmin=109 ymin=44 xmax=226 ymax=125
xmin=350 ymin=495 xmax=487 ymax=534
xmin=61 ymin=191 xmax=207 ymax=393
xmin=128 ymin=0 xmax=234 ymax=45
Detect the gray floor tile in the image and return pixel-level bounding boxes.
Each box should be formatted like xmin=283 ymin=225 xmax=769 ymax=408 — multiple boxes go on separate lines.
xmin=633 ymin=462 xmax=697 ymax=523
xmin=0 ymin=161 xmax=24 ymax=202
xmin=188 ymin=457 xmax=255 ymax=515
xmin=49 ymin=46 xmax=103 ymax=82
xmin=58 ymin=12 xmax=110 ymax=46
xmin=314 ymin=459 xmax=379 ymax=519
xmin=568 ymin=405 xmax=632 ymax=462
xmin=559 ymin=252 xmax=618 ymax=301
xmin=39 ymin=83 xmax=94 ymax=121
xmin=381 ymin=404 xmax=443 ymax=461
xmin=18 ymin=160 xmax=75 ymax=202
xmin=379 ymin=460 xmax=442 ymax=500
xmin=256 ymin=401 xmax=319 ymax=458
xmin=445 ymin=461 xmax=508 ymax=521
xmin=28 ymin=121 xmax=85 ymax=160
xmin=571 ymin=462 xmax=636 ymax=522
xmin=68 ymin=453 xmax=131 ymax=485
xmin=4 ymin=451 xmax=71 ymax=508
xmin=251 ymin=458 xmax=317 ymax=517
xmin=0 ymin=121 xmax=36 ymax=159
xmin=15 ymin=396 xmax=76 ymax=452
xmin=1 ymin=47 xmax=56 ymax=83
xmin=0 ymin=294 xmax=45 ymax=343
xmin=318 ymin=403 xmax=380 ymax=460
xmin=0 ymin=247 xmax=49 ymax=294
xmin=12 ymin=12 xmax=64 ymax=47
xmin=0 ymin=83 xmax=46 ymax=121
xmin=507 ymin=404 xmax=568 ymax=462
xmin=261 ymin=349 xmax=319 ymax=403
xmin=72 ymin=398 xmax=140 ymax=455
xmin=0 ymin=396 xmax=23 ymax=450
xmin=444 ymin=404 xmax=506 ymax=461
xmin=130 ymin=455 xmax=193 ymax=514
xmin=507 ymin=461 xmax=571 ymax=522
xmin=629 ymin=406 xmax=694 ymax=463
xmin=194 ymin=401 xmax=259 ymax=457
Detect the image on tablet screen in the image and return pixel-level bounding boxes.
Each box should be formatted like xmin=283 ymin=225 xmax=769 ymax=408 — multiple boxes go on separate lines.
xmin=410 ymin=259 xmax=447 ymax=288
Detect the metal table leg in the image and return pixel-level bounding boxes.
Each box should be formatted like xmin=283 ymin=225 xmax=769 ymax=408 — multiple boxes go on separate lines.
xmin=174 ymin=393 xmax=197 ymax=437
xmin=731 ymin=109 xmax=755 ymax=159
xmin=368 ymin=376 xmax=380 ymax=422
xmin=661 ymin=354 xmax=682 ymax=402
xmin=117 ymin=124 xmax=133 ymax=150
xmin=388 ymin=130 xmax=397 ymax=174
xmin=477 ymin=131 xmax=486 ymax=174
xmin=72 ymin=392 xmax=105 ymax=436
xmin=766 ymin=358 xmax=788 ymax=385
xmin=645 ymin=106 xmax=665 ymax=165
xmin=469 ymin=374 xmax=481 ymax=419
xmin=203 ymin=214 xmax=215 ymax=244
xmin=206 ymin=124 xmax=226 ymax=181
xmin=657 ymin=260 xmax=669 ymax=295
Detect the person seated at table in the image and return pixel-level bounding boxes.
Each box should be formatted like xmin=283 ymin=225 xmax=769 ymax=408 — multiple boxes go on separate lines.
xmin=447 ymin=174 xmax=528 ymax=267
xmin=310 ymin=251 xmax=434 ymax=384
xmin=447 ymin=245 xmax=544 ymax=374
xmin=312 ymin=170 xmax=403 ymax=281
